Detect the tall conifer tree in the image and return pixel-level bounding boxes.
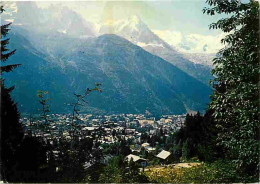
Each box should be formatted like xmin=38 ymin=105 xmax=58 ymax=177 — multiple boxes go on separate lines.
xmin=0 ymin=6 xmax=24 ymax=181
xmin=1 ymin=6 xmax=20 ymax=73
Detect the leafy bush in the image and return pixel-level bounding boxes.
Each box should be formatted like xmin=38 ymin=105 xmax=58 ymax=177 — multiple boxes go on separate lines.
xmin=205 ymin=0 xmax=259 ymax=175
xmin=98 ymin=156 xmax=149 ymax=183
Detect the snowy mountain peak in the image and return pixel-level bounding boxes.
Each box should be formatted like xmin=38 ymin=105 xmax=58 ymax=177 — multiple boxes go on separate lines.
xmin=127 ymin=15 xmax=142 ymax=30
xmin=129 ymin=15 xmax=141 ymax=23
xmin=99 ymin=15 xmax=147 ymax=35
xmin=5 ymin=3 xmax=216 ymax=67
xmin=99 ymin=15 xmax=165 ymax=49
xmin=4 ymin=2 xmax=97 ymax=38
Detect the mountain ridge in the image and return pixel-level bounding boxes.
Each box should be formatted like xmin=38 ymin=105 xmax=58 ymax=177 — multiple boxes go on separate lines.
xmin=98 ymin=15 xmax=213 ymax=85
xmin=5 ymin=30 xmax=211 ymax=115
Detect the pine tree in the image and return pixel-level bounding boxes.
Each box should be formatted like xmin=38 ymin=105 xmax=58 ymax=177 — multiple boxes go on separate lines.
xmin=204 ymin=0 xmax=259 ymax=175
xmin=0 ymin=6 xmax=20 ymax=74
xmin=1 ymin=85 xmax=24 ymax=181
xmin=181 ymin=139 xmax=189 ymax=161
xmin=0 ymin=6 xmax=24 ymax=181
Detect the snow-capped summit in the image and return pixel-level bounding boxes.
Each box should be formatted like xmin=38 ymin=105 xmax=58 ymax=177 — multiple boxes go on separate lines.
xmin=3 ymin=2 xmax=97 ymax=38
xmin=99 ymin=15 xmax=166 ymax=49
xmin=125 ymin=15 xmax=142 ymax=32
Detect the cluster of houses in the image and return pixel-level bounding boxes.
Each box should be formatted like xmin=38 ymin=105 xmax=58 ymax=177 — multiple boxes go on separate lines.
xmin=125 ymin=143 xmax=172 ymax=168
xmin=21 ymin=113 xmax=185 ymax=139
xmin=21 ymin=113 xmax=185 ymax=168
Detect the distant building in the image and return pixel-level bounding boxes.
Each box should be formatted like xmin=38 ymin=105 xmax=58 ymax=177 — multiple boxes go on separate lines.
xmin=125 ymin=154 xmax=147 ymax=168
xmin=138 ymin=119 xmax=155 ymax=127
xmin=156 ymin=150 xmax=171 ymax=163
xmin=145 ymin=146 xmax=156 ymax=153
xmin=141 ymin=142 xmax=150 ymax=148
xmin=125 ymin=128 xmax=135 ymax=135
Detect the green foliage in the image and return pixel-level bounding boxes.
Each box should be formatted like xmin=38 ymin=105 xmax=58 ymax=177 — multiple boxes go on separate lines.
xmin=126 ymin=158 xmax=148 ymax=183
xmin=0 ymin=6 xmax=24 ymax=182
xmin=0 ymin=83 xmax=24 ymax=182
xmin=55 ymin=136 xmax=96 ymax=182
xmin=37 ymin=90 xmax=50 ymax=125
xmin=204 ymin=0 xmax=259 ymax=175
xmin=197 ymin=144 xmax=214 ymax=163
xmin=150 ymin=158 xmax=160 ymax=165
xmin=181 ymin=160 xmax=258 ymax=183
xmin=0 ymin=6 xmax=20 ymax=74
xmin=12 ymin=136 xmax=54 ymax=182
xmin=101 ymin=138 xmax=132 ymax=156
xmin=181 ymin=139 xmax=189 ymax=161
xmin=98 ymin=156 xmax=124 ymax=183
xmin=68 ymin=83 xmax=102 ymax=136
xmin=85 ymin=163 xmax=105 ymax=183
xmin=175 ymin=110 xmax=220 ymax=162
xmin=98 ymin=156 xmax=148 ymax=183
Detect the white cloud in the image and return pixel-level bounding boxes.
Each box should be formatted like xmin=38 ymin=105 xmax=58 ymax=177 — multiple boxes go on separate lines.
xmin=153 ymin=30 xmax=182 ymax=46
xmin=184 ymin=33 xmax=225 ymax=53
xmin=153 ymin=29 xmax=226 ymax=54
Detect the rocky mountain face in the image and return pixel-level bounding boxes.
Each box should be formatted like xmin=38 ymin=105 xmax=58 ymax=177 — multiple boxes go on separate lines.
xmin=180 ymin=52 xmax=215 ymax=67
xmin=98 ymin=15 xmax=213 ymax=85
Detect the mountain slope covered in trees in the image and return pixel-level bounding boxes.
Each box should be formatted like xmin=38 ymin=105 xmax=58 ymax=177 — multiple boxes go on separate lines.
xmin=5 ymin=28 xmax=211 ymax=115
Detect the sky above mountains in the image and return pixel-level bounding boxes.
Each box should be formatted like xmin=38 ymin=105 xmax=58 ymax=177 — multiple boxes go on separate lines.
xmin=37 ymin=0 xmax=227 ymax=53
xmin=3 ymin=0 xmax=226 ymax=53
xmin=35 ymin=1 xmax=223 ymax=35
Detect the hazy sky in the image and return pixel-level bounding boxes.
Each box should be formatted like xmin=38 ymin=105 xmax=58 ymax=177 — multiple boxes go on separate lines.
xmin=36 ymin=0 xmax=224 ymax=36
xmin=2 ymin=0 xmax=227 ymax=53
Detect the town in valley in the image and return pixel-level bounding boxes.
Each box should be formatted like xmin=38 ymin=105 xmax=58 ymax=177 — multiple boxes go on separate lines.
xmin=21 ymin=112 xmax=187 ymax=169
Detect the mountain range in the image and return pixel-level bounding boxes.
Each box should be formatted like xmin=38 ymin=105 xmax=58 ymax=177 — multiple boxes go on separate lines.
xmin=3 ymin=2 xmax=213 ymax=115
xmin=98 ymin=15 xmax=214 ymax=85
